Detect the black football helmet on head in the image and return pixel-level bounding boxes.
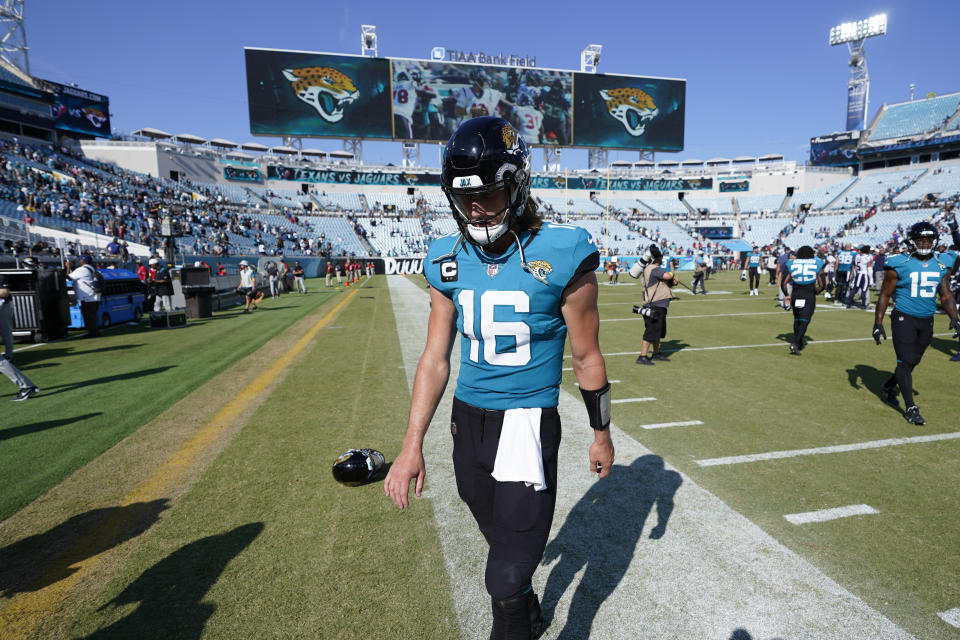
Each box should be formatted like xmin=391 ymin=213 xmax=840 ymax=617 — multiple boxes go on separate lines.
xmin=907 ymin=221 xmax=938 ymax=258
xmin=332 ymin=448 xmax=385 ymax=486
xmin=440 ymin=116 xmax=531 ymax=247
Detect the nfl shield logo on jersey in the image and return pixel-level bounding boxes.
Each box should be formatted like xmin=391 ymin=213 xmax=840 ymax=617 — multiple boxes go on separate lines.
xmin=486 ymin=263 xmax=499 ymax=278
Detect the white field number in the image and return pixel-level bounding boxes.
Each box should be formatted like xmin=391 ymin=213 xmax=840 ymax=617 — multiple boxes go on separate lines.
xmin=457 ymin=289 xmax=531 ymax=366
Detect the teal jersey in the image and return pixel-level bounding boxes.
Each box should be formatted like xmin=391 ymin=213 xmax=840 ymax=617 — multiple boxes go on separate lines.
xmin=424 ymin=224 xmax=599 ymax=410
xmin=786 ymin=257 xmax=824 ymax=286
xmin=886 ymin=253 xmax=951 ymax=318
xmin=747 ymin=252 xmax=760 ymax=268
xmin=938 ymin=250 xmax=957 ymax=270
xmin=837 ymin=250 xmax=856 ymax=272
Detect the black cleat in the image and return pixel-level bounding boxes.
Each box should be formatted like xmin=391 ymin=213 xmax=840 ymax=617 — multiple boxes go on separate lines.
xmin=636 ymin=356 xmax=655 ymax=365
xmin=904 ymin=405 xmax=925 ymax=425
xmin=12 ymin=386 xmax=38 ymax=402
xmin=788 ymin=343 xmax=800 ymax=355
xmin=882 ymin=382 xmax=899 ymax=407
xmin=951 ymin=351 xmax=960 ymax=362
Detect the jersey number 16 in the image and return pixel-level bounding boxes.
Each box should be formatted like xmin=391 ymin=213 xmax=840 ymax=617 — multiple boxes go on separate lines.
xmin=457 ymin=289 xmax=531 ymax=366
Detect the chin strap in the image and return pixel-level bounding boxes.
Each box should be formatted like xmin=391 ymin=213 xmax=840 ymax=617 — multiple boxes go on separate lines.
xmin=511 ymin=229 xmax=549 ymax=286
xmin=430 ymin=235 xmax=465 ymax=264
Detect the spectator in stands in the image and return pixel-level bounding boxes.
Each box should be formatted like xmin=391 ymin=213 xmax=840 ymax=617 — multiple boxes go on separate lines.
xmin=67 ymin=254 xmax=101 ymax=338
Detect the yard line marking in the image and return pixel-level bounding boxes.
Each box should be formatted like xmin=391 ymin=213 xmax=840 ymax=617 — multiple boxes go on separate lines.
xmin=612 ymin=397 xmax=657 ymax=404
xmin=601 ymin=309 xmax=844 ymax=322
xmin=578 ymin=332 xmax=957 ymax=359
xmin=574 ymin=380 xmax=620 ymax=385
xmin=696 ymin=432 xmax=960 ymax=467
xmin=388 ymin=275 xmax=915 ymax=640
xmin=784 ymin=504 xmax=879 ymax=525
xmin=640 ymin=420 xmax=704 ymax=429
xmin=0 ymin=283 xmax=367 ymax=640
xmin=938 ymin=608 xmax=960 ymax=629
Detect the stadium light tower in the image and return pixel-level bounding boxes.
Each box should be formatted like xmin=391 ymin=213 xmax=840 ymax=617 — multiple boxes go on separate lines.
xmin=581 ymin=44 xmax=602 ymax=73
xmin=829 ymin=13 xmax=886 ymax=131
xmin=580 ymin=44 xmax=608 ymax=170
xmin=0 ymin=0 xmax=29 ymax=76
xmin=361 ymin=25 xmax=377 ymax=57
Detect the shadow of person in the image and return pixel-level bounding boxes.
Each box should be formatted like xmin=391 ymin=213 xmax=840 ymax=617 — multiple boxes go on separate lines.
xmin=0 ymin=499 xmax=169 ymax=597
xmin=930 ymin=335 xmax=959 ymax=357
xmin=40 ymin=366 xmax=176 ymax=397
xmin=81 ymin=522 xmax=265 ymax=640
xmin=659 ymin=338 xmax=690 ymax=356
xmin=0 ymin=412 xmax=101 ymax=442
xmin=540 ymin=455 xmax=682 ymax=639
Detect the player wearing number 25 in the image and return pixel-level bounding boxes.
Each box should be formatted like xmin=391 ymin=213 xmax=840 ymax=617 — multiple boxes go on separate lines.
xmin=873 ymin=222 xmax=959 ymax=426
xmin=384 ymin=117 xmax=614 ymax=639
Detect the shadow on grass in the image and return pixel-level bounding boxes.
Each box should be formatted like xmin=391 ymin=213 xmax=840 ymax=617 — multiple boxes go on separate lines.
xmin=930 ymin=335 xmax=960 ymax=357
xmin=81 ymin=522 xmax=264 ymax=640
xmin=0 ymin=412 xmax=101 ymax=442
xmin=659 ymin=338 xmax=690 ymax=355
xmin=15 ymin=344 xmax=146 ymax=370
xmin=540 ymin=455 xmax=681 ymax=639
xmin=40 ymin=366 xmax=176 ymax=396
xmin=0 ymin=499 xmax=170 ymax=597
xmin=846 ymin=364 xmax=907 ymax=417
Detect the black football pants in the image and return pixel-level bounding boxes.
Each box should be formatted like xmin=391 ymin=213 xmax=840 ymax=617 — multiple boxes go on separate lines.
xmin=450 ymin=397 xmax=560 ymax=600
xmin=791 ymin=284 xmax=817 ymax=347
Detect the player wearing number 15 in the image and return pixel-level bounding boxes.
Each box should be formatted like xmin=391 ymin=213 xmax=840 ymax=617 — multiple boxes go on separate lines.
xmin=384 ymin=117 xmax=614 ymax=640
xmin=873 ymin=222 xmax=960 ymax=425
xmin=782 ymin=246 xmax=824 ymax=355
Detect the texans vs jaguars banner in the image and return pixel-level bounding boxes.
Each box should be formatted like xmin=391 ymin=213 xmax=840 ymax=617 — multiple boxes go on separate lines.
xmin=572 ymin=72 xmax=685 ymax=152
xmin=245 ymin=47 xmax=685 ymax=151
xmin=245 ymin=48 xmax=392 ymax=138
xmin=43 ymin=80 xmax=111 ymax=138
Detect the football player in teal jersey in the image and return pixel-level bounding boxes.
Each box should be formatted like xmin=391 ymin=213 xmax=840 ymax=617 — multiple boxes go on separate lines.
xmin=746 ymin=247 xmax=762 ymax=295
xmin=873 ymin=222 xmax=960 ymax=425
xmin=384 ymin=117 xmax=614 ymax=639
xmin=835 ymin=244 xmax=856 ymax=305
xmin=781 ymin=246 xmax=825 ymax=355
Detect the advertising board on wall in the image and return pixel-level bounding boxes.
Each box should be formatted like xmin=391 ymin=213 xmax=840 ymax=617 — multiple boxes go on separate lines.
xmin=246 ymin=48 xmax=686 ymax=152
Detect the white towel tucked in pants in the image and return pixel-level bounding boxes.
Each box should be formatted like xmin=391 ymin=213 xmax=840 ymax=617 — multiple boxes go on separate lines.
xmin=491 ymin=407 xmax=547 ymax=491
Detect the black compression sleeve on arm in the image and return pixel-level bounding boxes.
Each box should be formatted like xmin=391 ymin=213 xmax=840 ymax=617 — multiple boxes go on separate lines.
xmin=579 ymin=382 xmax=611 ymax=430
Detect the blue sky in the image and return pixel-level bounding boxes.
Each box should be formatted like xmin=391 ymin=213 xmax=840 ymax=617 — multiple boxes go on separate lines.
xmin=26 ymin=0 xmax=957 ymax=169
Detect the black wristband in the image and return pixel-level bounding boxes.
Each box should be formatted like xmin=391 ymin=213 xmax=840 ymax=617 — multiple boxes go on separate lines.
xmin=579 ymin=382 xmax=611 ymax=431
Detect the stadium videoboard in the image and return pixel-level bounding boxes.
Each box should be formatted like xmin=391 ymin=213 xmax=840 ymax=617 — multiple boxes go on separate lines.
xmin=44 ymin=80 xmax=111 ymax=138
xmin=810 ymin=130 xmax=859 ymax=167
xmin=245 ymin=47 xmax=685 ymax=152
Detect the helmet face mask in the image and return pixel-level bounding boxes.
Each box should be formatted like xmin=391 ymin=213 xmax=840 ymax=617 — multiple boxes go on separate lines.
xmin=441 ymin=117 xmax=531 ymax=248
xmin=907 ymin=221 xmax=938 ymax=258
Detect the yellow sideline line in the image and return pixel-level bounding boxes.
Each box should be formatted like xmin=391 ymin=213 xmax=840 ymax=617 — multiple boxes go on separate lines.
xmin=0 ymin=284 xmax=364 ymax=639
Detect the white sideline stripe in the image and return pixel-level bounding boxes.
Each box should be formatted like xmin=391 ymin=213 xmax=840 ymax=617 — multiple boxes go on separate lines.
xmin=696 ymin=432 xmax=960 ymax=467
xmin=580 ymin=332 xmax=957 ymax=359
xmin=388 ymin=275 xmax=914 ymax=640
xmin=640 ymin=420 xmax=704 ymax=429
xmin=612 ymin=397 xmax=657 ymax=404
xmin=938 ymin=608 xmax=960 ymax=629
xmin=784 ymin=504 xmax=879 ymax=525
xmin=574 ymin=380 xmax=620 ymax=385
xmin=601 ymin=309 xmax=844 ymax=322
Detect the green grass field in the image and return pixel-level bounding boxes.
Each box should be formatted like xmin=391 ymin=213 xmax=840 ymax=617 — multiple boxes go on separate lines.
xmin=1 ymin=271 xmax=958 ymax=639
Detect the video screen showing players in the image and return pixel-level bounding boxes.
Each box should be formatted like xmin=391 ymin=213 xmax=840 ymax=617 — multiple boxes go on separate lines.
xmin=390 ymin=59 xmax=573 ymax=146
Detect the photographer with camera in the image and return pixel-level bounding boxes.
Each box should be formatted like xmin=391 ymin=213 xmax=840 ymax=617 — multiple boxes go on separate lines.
xmin=629 ymin=244 xmax=678 ymax=365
